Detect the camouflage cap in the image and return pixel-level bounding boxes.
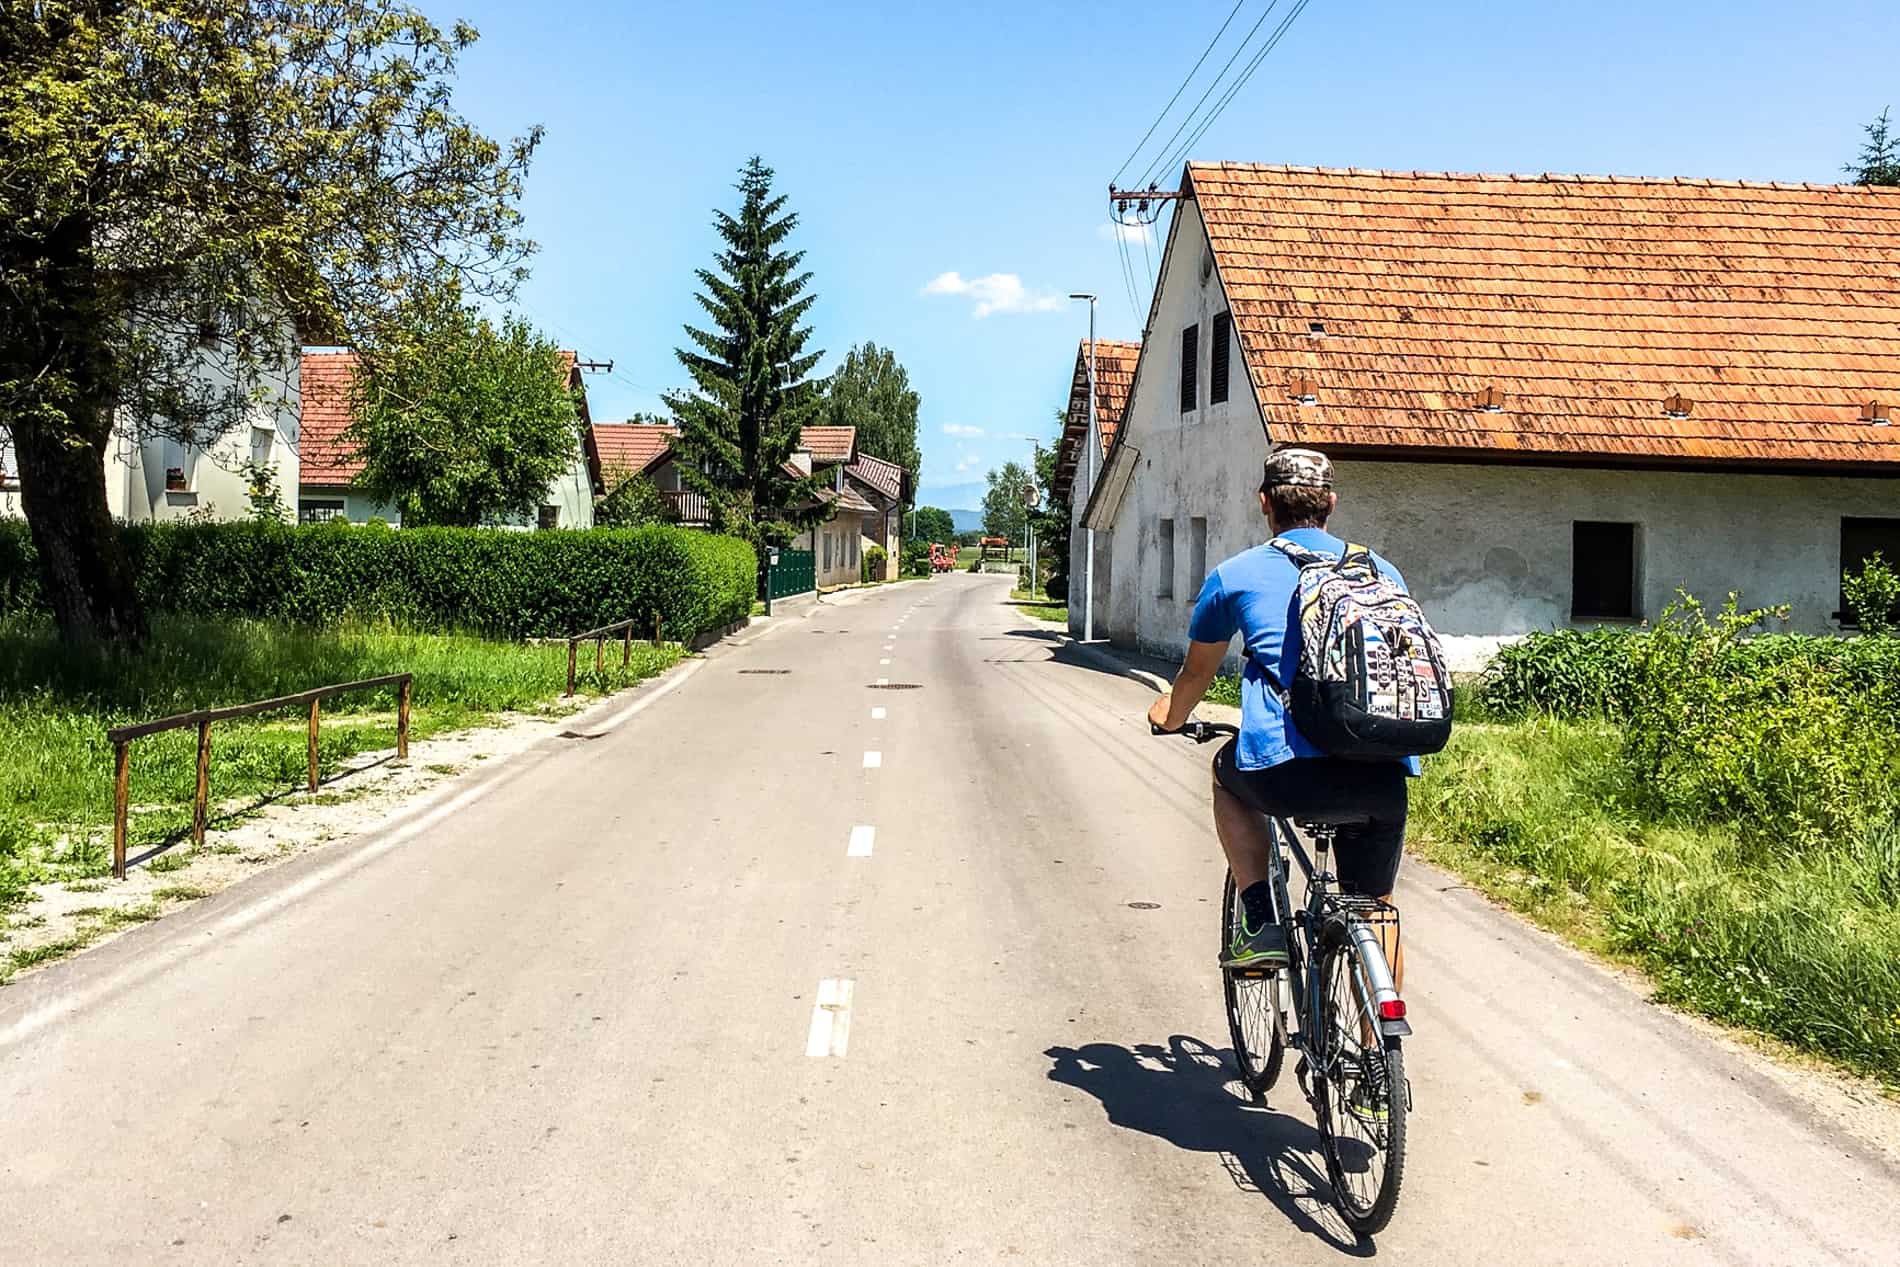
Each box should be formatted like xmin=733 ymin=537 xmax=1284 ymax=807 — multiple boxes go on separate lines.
xmin=1261 ymin=447 xmax=1334 ymax=490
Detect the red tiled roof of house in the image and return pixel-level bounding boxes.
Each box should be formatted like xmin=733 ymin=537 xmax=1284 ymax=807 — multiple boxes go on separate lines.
xmin=301 ymin=349 xmax=588 ymax=486
xmin=590 ymin=421 xmax=678 ymax=486
xmin=818 ymin=483 xmax=877 ymax=515
xmin=1052 ymin=339 xmax=1140 ymax=499
xmin=801 ymin=425 xmax=856 ymax=464
xmin=1184 ymin=162 xmax=1900 ymax=470
xmin=844 ymin=452 xmax=906 ymax=504
xmin=298 ymin=351 xmax=364 ymax=485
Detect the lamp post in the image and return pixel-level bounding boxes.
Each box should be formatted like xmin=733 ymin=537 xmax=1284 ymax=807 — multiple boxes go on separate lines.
xmin=1068 ymin=292 xmax=1097 ymax=641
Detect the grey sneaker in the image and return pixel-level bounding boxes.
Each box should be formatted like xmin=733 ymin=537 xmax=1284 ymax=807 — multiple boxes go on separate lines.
xmin=1222 ymin=916 xmax=1290 ymax=970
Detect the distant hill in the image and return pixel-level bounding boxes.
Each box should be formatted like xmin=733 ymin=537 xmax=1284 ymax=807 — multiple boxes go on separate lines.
xmin=948 ymin=509 xmax=983 ymax=533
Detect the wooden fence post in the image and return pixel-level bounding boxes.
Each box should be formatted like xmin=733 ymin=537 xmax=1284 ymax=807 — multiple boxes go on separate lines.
xmin=193 ymin=719 xmax=212 ymax=847
xmin=652 ymin=610 xmax=662 ymax=647
xmin=595 ymin=633 xmax=604 ymax=678
xmin=397 ymin=677 xmax=411 ymax=760
xmin=622 ymin=623 xmax=632 ymax=668
xmin=113 ymin=740 xmax=131 ymax=879
xmin=307 ymin=697 xmax=321 ymax=793
xmin=566 ymin=639 xmax=577 ymax=696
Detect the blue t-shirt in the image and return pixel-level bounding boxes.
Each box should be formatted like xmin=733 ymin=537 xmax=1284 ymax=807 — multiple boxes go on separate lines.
xmin=1187 ymin=527 xmax=1420 ymax=776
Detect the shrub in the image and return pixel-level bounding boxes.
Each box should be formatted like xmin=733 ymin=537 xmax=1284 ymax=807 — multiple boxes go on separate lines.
xmin=0 ymin=519 xmax=755 ymax=640
xmin=861 ymin=544 xmax=887 ymax=584
xmin=1045 ymin=573 xmax=1067 ymax=603
xmin=900 ymin=540 xmax=932 ymax=577
xmin=1845 ymin=551 xmax=1900 ymax=636
xmin=1477 ymin=627 xmax=1639 ymax=718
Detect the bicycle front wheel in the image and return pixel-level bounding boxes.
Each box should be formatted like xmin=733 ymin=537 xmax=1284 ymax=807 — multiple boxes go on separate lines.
xmin=1220 ymin=870 xmax=1285 ymax=1098
xmin=1314 ymin=926 xmax=1408 ymax=1235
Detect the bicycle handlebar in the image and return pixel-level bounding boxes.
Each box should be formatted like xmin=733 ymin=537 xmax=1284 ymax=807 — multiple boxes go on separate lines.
xmin=1149 ymin=719 xmax=1238 ymax=744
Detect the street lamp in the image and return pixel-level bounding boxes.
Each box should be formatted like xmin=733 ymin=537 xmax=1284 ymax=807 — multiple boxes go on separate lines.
xmin=1068 ymin=293 xmax=1097 ymax=642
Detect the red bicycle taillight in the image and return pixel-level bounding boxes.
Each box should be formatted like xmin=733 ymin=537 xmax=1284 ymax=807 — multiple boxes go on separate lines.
xmin=1378 ymin=999 xmax=1407 ymax=1021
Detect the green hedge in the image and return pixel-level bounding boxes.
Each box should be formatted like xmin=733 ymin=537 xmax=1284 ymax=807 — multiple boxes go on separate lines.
xmin=0 ymin=519 xmax=756 ymax=640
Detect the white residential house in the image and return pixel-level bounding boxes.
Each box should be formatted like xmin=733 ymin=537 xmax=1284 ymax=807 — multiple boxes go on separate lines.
xmin=298 ymin=350 xmax=595 ymax=528
xmin=1051 ymin=338 xmax=1139 ymax=636
xmin=1 ymin=344 xmax=299 ymax=524
xmin=1078 ymin=163 xmax=1900 ymax=670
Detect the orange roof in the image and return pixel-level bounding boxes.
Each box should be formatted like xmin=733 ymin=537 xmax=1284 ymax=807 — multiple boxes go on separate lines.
xmin=298 ymin=351 xmax=363 ymax=485
xmin=1052 ymin=339 xmax=1140 ymax=499
xmin=1185 ymin=162 xmax=1900 ymax=470
xmin=800 ymin=425 xmax=856 ymax=464
xmin=300 ymin=349 xmax=587 ymax=486
xmin=590 ymin=421 xmax=678 ymax=486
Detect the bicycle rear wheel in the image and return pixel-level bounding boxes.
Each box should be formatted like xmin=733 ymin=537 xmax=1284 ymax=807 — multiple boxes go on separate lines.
xmin=1220 ymin=870 xmax=1286 ymax=1097
xmin=1314 ymin=924 xmax=1407 ymax=1235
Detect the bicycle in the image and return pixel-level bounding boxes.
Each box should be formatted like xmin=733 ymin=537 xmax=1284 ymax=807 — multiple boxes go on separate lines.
xmin=1155 ymin=719 xmax=1413 ymax=1235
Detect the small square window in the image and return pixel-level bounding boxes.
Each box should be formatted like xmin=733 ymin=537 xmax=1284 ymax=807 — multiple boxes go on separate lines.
xmin=537 ymin=504 xmax=559 ymax=530
xmin=1841 ymin=517 xmax=1900 ymax=626
xmin=1572 ymin=521 xmax=1639 ymax=620
xmin=1157 ymin=517 xmax=1176 ymax=599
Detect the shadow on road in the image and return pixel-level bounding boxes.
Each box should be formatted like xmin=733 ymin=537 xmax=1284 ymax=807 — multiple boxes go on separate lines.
xmin=1045 ymin=1034 xmax=1371 ymax=1256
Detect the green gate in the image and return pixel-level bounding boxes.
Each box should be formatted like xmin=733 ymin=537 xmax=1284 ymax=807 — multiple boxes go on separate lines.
xmin=768 ymin=548 xmax=815 ymax=601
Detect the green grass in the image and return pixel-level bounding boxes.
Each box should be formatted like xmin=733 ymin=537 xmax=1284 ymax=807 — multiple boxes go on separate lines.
xmin=1205 ymin=675 xmax=1241 ymax=708
xmin=0 ymin=615 xmax=682 ymax=895
xmin=1412 ymin=719 xmax=1900 ymax=1085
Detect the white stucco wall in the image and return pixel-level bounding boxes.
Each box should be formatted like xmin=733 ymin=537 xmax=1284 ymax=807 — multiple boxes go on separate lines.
xmin=1095 ymin=199 xmax=1900 ymax=671
xmin=3 ymin=347 xmax=299 ymax=525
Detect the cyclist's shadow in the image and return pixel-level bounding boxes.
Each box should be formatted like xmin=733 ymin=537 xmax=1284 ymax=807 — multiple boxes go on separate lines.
xmin=1044 ymin=1034 xmax=1372 ymax=1256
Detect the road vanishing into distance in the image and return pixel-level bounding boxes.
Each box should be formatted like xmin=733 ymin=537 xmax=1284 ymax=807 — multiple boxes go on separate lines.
xmin=2 ymin=573 xmax=1893 ymax=1264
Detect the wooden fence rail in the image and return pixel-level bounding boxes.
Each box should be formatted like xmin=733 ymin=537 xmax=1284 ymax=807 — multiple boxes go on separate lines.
xmin=566 ymin=611 xmax=663 ymax=696
xmin=104 ymin=673 xmax=412 ymax=879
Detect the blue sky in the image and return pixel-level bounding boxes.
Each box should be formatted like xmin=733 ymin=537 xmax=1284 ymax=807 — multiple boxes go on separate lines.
xmin=444 ymin=0 xmax=1900 ymax=510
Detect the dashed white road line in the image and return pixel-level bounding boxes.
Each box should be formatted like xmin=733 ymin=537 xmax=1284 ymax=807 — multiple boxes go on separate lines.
xmin=863 ymin=750 xmax=882 ymax=768
xmin=848 ymin=825 xmax=875 ymax=857
xmin=871 ymin=707 xmax=886 ymax=720
xmin=876 ymin=677 xmax=889 ymax=686
xmin=879 ymin=658 xmax=890 ymax=666
xmin=805 ymin=978 xmax=855 ymax=1058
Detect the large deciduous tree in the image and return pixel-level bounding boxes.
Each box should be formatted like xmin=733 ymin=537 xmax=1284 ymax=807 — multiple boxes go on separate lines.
xmin=1029 ymin=438 xmax=1068 ymax=583
xmin=1847 ymin=108 xmax=1900 ymax=185
xmin=0 ymin=1 xmax=538 ymax=642
xmin=982 ymin=460 xmax=1034 ymax=544
xmin=345 ymin=282 xmax=580 ymax=527
xmin=823 ymin=342 xmax=921 ymax=496
xmin=667 ymin=157 xmax=827 ymax=575
xmin=905 ymin=505 xmax=955 ymax=544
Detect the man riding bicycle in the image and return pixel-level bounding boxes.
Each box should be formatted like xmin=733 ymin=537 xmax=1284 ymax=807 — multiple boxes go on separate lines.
xmin=1146 ymin=447 xmax=1415 ymax=980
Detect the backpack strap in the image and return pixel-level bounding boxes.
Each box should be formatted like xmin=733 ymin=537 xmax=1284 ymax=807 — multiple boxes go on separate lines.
xmin=1267 ymin=536 xmax=1335 ymax=569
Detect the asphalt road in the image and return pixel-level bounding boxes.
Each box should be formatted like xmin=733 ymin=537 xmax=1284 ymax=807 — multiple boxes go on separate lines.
xmin=2 ymin=573 xmax=1893 ymax=1264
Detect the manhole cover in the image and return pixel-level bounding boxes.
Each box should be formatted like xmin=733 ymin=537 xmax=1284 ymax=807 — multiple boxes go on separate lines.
xmin=867 ymin=683 xmax=922 ymax=690
xmin=1126 ymin=901 xmax=1161 ymax=910
xmin=738 ymin=669 xmax=791 ymax=675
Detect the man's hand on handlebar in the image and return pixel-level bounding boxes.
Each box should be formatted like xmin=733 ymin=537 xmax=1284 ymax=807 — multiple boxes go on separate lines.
xmin=1146 ymin=693 xmax=1178 ymax=733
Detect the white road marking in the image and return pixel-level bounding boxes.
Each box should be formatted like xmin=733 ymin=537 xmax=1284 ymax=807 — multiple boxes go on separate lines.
xmin=848 ymin=825 xmax=875 ymax=857
xmin=871 ymin=707 xmax=886 ymax=720
xmin=877 ymin=677 xmax=889 ymax=686
xmin=863 ymin=750 xmax=882 ymax=768
xmin=879 ymin=657 xmax=890 ymax=666
xmin=882 ymin=643 xmax=893 ymax=651
xmin=805 ymin=978 xmax=855 ymax=1057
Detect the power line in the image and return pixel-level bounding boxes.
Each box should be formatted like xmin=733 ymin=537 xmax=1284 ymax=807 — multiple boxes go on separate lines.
xmin=1133 ymin=0 xmax=1285 ymax=191
xmin=1152 ymin=0 xmax=1317 ymax=183
xmin=1110 ymin=0 xmax=1249 ymax=187
xmin=1112 ymin=218 xmax=1144 ymax=325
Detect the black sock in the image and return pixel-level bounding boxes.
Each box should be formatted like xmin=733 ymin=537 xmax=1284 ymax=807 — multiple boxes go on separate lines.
xmin=1240 ymin=881 xmax=1277 ymax=930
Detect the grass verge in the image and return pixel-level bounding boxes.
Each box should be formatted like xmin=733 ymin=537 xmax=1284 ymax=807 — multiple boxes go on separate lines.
xmin=1411 ymin=718 xmax=1900 ymax=1086
xmin=0 ymin=615 xmax=681 ymax=898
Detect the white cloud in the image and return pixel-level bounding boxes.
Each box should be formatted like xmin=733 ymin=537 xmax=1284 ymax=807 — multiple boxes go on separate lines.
xmin=1096 ymin=220 xmax=1154 ymax=247
xmin=921 ymin=271 xmax=1064 ymax=318
xmin=942 ymin=423 xmax=986 ymax=437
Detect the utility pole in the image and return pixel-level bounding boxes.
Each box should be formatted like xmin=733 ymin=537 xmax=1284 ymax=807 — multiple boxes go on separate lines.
xmin=1068 ymin=293 xmax=1098 ymax=641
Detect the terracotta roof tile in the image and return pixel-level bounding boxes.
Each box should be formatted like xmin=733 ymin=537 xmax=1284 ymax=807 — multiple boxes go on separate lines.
xmin=590 ymin=421 xmax=678 ymax=485
xmin=1186 ymin=162 xmax=1900 ymax=469
xmin=801 ymin=425 xmax=856 ymax=464
xmin=844 ymin=452 xmax=906 ymax=504
xmin=1053 ymin=339 xmax=1140 ymax=498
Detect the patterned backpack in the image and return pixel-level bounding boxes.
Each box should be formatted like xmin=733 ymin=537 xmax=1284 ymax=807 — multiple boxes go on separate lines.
xmin=1265 ymin=537 xmax=1454 ymax=760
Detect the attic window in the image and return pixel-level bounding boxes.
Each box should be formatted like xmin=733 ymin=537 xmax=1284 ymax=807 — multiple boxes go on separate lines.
xmin=1477 ymin=385 xmax=1505 ymax=413
xmin=1210 ymin=312 xmax=1232 ymax=404
xmin=1662 ymin=392 xmax=1693 ymax=420
xmin=1307 ymin=321 xmax=1327 ymax=338
xmin=1289 ymin=376 xmax=1318 ymax=406
xmin=1861 ymin=399 xmax=1892 ymax=426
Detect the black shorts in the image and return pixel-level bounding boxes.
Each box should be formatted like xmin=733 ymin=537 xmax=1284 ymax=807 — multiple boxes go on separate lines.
xmin=1211 ymin=739 xmax=1408 ymax=896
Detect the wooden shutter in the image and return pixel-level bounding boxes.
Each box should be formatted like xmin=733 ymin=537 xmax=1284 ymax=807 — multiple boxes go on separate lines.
xmin=1179 ymin=324 xmax=1199 ymax=413
xmin=1210 ymin=312 xmax=1232 ymax=404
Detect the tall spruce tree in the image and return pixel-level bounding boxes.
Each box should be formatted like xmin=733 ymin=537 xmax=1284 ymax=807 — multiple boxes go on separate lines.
xmin=668 ymin=158 xmax=827 ymax=571
xmin=1847 ymin=108 xmax=1900 ymax=185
